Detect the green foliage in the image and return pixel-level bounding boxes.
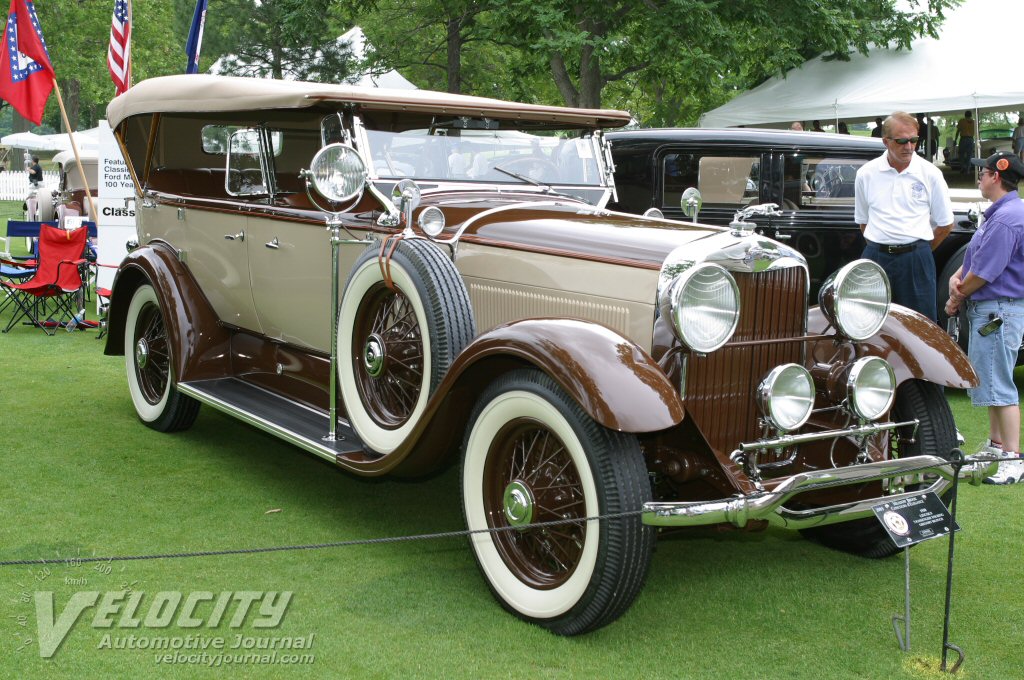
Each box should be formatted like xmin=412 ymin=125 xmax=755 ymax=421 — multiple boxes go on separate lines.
xmin=34 ymin=0 xmax=182 ymax=130
xmin=19 ymin=0 xmax=962 ymax=135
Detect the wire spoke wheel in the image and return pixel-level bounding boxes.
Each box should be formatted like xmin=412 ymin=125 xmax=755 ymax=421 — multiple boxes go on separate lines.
xmin=124 ymin=284 xmax=199 ymax=432
xmin=462 ymin=369 xmax=654 ymax=635
xmin=339 ymin=240 xmax=475 ymax=455
xmin=351 ymin=284 xmax=425 ymax=428
xmin=483 ymin=419 xmax=586 ymax=589
xmin=134 ymin=301 xmax=170 ymax=405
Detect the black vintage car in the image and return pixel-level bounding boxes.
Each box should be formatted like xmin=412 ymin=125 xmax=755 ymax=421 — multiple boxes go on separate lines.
xmin=607 ymin=128 xmax=981 ymax=320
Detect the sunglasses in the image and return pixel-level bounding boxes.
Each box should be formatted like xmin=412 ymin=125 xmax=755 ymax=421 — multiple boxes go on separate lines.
xmin=886 ymin=136 xmax=920 ymax=145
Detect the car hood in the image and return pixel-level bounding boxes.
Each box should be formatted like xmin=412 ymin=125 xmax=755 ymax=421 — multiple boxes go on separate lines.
xmin=422 ymin=193 xmax=728 ymax=269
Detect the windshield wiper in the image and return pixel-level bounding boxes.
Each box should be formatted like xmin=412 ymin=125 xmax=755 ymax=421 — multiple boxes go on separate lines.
xmin=492 ymin=164 xmax=574 ymax=198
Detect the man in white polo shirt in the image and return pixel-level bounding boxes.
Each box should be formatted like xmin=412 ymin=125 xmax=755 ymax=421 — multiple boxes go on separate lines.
xmin=855 ymin=111 xmax=954 ymax=321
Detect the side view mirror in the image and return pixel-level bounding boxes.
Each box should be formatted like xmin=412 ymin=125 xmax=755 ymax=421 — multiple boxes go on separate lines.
xmin=681 ymin=187 xmax=702 ymax=222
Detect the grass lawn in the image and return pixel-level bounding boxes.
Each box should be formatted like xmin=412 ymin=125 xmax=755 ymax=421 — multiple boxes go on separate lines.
xmin=1 ymin=205 xmax=1022 ymax=679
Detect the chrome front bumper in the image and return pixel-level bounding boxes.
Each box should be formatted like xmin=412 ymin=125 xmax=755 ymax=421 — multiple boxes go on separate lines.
xmin=642 ymin=454 xmax=998 ymax=529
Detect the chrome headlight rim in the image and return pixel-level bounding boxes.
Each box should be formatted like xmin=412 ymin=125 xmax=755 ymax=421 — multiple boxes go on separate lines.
xmin=846 ymin=357 xmax=896 ymax=422
xmin=418 ymin=206 xmax=446 ymax=237
xmin=308 ymin=143 xmax=368 ymax=204
xmin=756 ymin=363 xmax=815 ymax=432
xmin=819 ymin=259 xmax=891 ymax=341
xmin=661 ymin=262 xmax=740 ymax=354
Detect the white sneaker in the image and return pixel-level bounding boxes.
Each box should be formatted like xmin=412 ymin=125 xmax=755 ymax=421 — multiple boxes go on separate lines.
xmin=983 ymin=459 xmax=1024 ymax=485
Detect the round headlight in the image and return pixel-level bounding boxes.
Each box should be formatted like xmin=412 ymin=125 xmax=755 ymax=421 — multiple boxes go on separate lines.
xmin=308 ymin=143 xmax=367 ymax=203
xmin=642 ymin=207 xmax=665 ymax=220
xmin=846 ymin=357 xmax=896 ymax=421
xmin=660 ymin=263 xmax=740 ymax=353
xmin=757 ymin=364 xmax=815 ymax=432
xmin=819 ymin=259 xmax=890 ymax=341
xmin=418 ymin=206 xmax=446 ymax=237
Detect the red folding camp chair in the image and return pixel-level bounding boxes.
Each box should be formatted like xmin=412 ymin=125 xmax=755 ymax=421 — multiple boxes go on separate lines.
xmin=1 ymin=225 xmax=89 ymax=335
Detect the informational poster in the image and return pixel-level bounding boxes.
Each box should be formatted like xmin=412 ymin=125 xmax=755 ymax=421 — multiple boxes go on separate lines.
xmin=97 ymin=119 xmax=137 ymax=292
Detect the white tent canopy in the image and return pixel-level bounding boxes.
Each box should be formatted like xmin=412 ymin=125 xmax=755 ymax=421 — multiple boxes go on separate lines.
xmin=700 ymin=0 xmax=1024 ymax=128
xmin=1 ymin=128 xmax=99 ymax=152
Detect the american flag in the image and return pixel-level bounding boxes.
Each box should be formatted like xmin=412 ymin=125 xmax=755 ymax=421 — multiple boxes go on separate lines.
xmin=107 ymin=0 xmax=130 ymax=95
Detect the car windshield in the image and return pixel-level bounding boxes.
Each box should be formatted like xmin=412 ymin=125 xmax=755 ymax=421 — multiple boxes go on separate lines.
xmin=362 ymin=128 xmax=605 ymax=187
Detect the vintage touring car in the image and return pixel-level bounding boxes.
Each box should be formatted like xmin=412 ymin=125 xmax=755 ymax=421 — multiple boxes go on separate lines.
xmin=104 ymin=75 xmax=981 ymax=635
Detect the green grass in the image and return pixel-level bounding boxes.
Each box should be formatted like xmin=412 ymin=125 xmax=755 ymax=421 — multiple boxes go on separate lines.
xmin=1 ymin=207 xmax=1023 ymax=679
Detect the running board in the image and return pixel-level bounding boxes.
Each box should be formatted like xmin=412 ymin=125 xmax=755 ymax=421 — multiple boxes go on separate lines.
xmin=177 ymin=378 xmax=369 ymax=464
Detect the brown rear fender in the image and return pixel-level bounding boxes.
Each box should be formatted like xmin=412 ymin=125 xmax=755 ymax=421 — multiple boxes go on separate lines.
xmin=103 ymin=242 xmax=232 ymax=383
xmin=808 ymin=304 xmax=977 ymax=389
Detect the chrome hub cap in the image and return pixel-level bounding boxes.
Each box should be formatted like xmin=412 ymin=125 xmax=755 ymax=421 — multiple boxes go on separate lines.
xmin=135 ymin=338 xmax=150 ymax=370
xmin=363 ymin=334 xmax=385 ymax=377
xmin=503 ymin=480 xmax=534 ymax=528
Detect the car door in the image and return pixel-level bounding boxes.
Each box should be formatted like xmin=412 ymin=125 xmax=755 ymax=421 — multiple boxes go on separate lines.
xmin=244 ymin=124 xmax=371 ymax=351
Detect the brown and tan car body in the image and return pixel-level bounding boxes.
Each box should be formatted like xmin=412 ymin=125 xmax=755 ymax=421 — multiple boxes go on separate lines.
xmin=103 ymin=75 xmax=974 ymax=502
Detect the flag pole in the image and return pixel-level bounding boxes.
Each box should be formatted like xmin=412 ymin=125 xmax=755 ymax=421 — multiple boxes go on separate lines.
xmin=51 ymin=78 xmax=98 ymax=224
xmin=126 ymin=0 xmax=133 ymax=88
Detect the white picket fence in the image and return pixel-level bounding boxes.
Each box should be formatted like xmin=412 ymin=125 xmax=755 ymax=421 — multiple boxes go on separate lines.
xmin=0 ymin=171 xmax=60 ymax=201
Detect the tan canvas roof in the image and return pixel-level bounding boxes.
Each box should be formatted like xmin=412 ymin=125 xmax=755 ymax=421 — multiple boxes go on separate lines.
xmin=107 ymin=75 xmax=633 ymax=129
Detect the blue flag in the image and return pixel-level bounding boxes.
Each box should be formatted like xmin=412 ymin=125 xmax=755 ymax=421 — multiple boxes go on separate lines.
xmin=185 ymin=0 xmax=207 ymax=74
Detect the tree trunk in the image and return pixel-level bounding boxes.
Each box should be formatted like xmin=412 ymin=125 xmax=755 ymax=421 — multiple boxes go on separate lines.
xmin=63 ymin=78 xmax=81 ymax=131
xmin=446 ymin=18 xmax=462 ymax=94
xmin=577 ymin=18 xmax=604 ymax=110
xmin=548 ymin=48 xmax=579 ymax=108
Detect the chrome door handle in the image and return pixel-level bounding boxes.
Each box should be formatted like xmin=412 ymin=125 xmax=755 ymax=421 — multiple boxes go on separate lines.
xmin=265 ymin=238 xmax=280 ymax=249
xmin=775 ymin=232 xmax=792 ymax=241
xmin=224 ymin=231 xmax=245 ymax=242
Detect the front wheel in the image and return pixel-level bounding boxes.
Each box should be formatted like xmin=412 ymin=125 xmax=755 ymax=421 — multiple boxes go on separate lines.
xmin=461 ymin=369 xmax=654 ymax=635
xmin=124 ymin=284 xmax=199 ymax=432
xmin=800 ymin=380 xmax=956 ymax=558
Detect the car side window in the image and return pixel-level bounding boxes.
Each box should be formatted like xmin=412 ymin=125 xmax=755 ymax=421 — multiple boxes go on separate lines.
xmin=783 ymin=155 xmax=867 ymax=210
xmin=226 ymin=129 xmax=268 ymax=197
xmin=662 ymin=152 xmax=759 ymax=209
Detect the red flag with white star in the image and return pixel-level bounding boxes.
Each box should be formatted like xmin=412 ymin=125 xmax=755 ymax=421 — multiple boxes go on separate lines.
xmin=0 ymin=0 xmax=54 ymax=125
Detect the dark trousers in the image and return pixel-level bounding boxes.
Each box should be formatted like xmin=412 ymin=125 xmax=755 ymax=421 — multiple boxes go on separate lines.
xmin=862 ymin=240 xmax=936 ymax=321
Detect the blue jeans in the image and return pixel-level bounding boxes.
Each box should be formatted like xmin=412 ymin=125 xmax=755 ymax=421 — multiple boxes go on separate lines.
xmin=862 ymin=240 xmax=936 ymax=321
xmin=967 ymin=298 xmax=1024 ymax=406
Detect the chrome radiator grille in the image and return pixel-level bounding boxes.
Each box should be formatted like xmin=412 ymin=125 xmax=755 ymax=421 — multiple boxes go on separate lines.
xmin=685 ymin=267 xmax=807 ymax=454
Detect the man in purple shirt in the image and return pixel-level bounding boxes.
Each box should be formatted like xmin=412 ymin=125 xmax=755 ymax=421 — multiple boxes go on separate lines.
xmin=946 ymin=151 xmax=1024 ymax=484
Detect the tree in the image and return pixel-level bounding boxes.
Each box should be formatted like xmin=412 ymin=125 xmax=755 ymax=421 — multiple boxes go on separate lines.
xmin=359 ymin=0 xmax=502 ymax=94
xmin=202 ymin=0 xmax=360 ymax=81
xmin=485 ymin=0 xmax=961 ymax=124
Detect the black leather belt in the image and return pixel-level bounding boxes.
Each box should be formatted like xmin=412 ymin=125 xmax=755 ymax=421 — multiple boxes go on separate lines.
xmin=873 ymin=241 xmax=918 ymax=255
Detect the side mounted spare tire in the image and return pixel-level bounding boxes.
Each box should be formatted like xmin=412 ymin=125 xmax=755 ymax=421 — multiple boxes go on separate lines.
xmin=338 ymin=238 xmax=475 ymax=455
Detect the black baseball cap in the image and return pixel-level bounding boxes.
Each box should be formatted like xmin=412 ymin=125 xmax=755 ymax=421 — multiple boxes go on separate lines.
xmin=971 ymin=151 xmax=1024 ymax=185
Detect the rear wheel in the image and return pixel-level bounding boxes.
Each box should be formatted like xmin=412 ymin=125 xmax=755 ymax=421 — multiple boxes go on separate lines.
xmin=461 ymin=369 xmax=654 ymax=635
xmin=125 ymin=284 xmax=199 ymax=432
xmin=801 ymin=380 xmax=956 ymax=558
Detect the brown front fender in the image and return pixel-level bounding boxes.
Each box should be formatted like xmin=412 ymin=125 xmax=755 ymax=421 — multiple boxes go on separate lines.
xmin=103 ymin=242 xmax=231 ymax=383
xmin=808 ymin=304 xmax=977 ymax=389
xmin=442 ymin=318 xmax=685 ymax=433
xmin=385 ymin=318 xmax=685 ymax=477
